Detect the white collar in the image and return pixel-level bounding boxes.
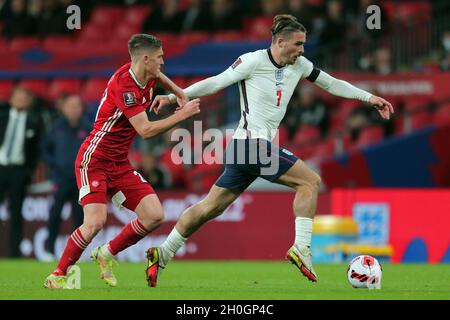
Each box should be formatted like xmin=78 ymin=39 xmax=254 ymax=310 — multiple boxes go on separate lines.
xmin=129 ymin=67 xmax=147 ymax=89
xmin=10 ymin=108 xmax=27 ymax=117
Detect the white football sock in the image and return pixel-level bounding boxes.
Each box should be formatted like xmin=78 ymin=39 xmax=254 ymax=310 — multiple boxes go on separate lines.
xmin=102 ymin=243 xmax=114 ymax=257
xmin=160 ymin=227 xmax=187 ymax=265
xmin=295 ymin=217 xmax=313 ymax=248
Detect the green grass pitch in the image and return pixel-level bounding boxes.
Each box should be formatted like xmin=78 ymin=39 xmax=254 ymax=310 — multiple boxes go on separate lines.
xmin=0 ymin=260 xmax=449 ymax=300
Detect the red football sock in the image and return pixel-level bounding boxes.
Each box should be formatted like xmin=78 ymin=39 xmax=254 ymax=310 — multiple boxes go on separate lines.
xmin=108 ymin=218 xmax=149 ymax=256
xmin=53 ymin=228 xmax=90 ymax=276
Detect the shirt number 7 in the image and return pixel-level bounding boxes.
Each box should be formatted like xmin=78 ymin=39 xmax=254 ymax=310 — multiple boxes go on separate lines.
xmin=276 ymin=86 xmax=282 ymax=108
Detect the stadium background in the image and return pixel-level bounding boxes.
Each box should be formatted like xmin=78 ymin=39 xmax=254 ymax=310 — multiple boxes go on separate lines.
xmin=0 ymin=0 xmax=449 ymax=268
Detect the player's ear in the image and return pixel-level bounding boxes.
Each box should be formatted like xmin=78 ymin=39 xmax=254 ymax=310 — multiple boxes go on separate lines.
xmin=277 ymin=37 xmax=285 ymax=48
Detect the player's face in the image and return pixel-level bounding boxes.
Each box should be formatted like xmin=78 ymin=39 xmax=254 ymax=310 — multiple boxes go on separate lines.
xmin=280 ymin=31 xmax=306 ymax=65
xmin=144 ymin=47 xmax=164 ymax=78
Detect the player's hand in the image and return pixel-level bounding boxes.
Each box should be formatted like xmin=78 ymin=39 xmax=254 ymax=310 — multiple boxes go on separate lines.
xmin=176 ymin=93 xmax=189 ymax=109
xmin=369 ymin=95 xmax=394 ymax=120
xmin=150 ymin=95 xmax=171 ymax=115
xmin=178 ymin=98 xmax=200 ymax=120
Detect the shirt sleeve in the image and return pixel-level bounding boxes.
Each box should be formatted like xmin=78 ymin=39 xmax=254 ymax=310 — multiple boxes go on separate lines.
xmin=313 ymin=70 xmax=373 ymax=102
xmin=115 ymin=87 xmax=146 ymax=119
xmin=182 ymin=52 xmax=258 ymax=99
xmin=298 ymin=56 xmax=315 ymax=80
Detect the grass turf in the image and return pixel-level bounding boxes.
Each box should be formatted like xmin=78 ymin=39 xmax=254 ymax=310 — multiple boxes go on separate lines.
xmin=0 ymin=260 xmax=449 ymax=300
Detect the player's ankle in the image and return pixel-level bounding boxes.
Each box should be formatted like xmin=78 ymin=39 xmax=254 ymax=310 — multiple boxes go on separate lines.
xmin=52 ymin=269 xmax=65 ymax=276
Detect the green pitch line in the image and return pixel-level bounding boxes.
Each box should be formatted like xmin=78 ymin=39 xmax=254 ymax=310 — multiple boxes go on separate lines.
xmin=0 ymin=260 xmax=449 ymax=300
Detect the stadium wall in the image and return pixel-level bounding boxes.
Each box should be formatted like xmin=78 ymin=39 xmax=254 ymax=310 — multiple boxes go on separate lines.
xmin=1 ymin=190 xmax=449 ymax=263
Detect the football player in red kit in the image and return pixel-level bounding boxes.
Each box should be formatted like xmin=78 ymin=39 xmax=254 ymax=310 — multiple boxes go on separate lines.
xmin=44 ymin=34 xmax=200 ymax=289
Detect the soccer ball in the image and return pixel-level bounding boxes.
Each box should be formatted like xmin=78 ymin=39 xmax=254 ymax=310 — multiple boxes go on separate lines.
xmin=347 ymin=255 xmax=382 ymax=289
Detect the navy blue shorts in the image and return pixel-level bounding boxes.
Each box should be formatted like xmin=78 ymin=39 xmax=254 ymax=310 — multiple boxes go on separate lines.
xmin=215 ymin=138 xmax=299 ymax=192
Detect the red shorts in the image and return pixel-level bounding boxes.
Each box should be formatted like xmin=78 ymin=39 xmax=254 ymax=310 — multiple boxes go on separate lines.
xmin=75 ymin=158 xmax=155 ymax=211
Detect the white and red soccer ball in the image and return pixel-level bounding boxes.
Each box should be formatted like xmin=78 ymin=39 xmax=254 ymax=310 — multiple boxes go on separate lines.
xmin=347 ymin=255 xmax=383 ymax=289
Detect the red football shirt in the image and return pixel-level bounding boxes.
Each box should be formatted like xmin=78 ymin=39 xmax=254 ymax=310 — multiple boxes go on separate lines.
xmin=78 ymin=62 xmax=156 ymax=164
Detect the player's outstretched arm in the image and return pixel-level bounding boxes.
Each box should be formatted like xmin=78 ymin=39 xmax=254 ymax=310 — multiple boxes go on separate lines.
xmin=312 ymin=70 xmax=394 ymax=120
xmin=130 ymin=98 xmax=200 ymax=140
xmin=151 ymin=54 xmax=254 ymax=114
xmin=156 ymin=72 xmax=189 ymax=107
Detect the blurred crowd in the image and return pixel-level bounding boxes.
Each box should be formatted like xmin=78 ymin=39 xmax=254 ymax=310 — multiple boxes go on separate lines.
xmin=2 ymin=0 xmax=450 ymax=72
xmin=2 ymin=0 xmax=450 ymax=73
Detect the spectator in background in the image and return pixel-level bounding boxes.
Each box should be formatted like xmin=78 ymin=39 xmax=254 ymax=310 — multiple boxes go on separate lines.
xmin=319 ymin=0 xmax=347 ymax=48
xmin=139 ymin=152 xmax=169 ymax=190
xmin=286 ymin=0 xmax=315 ymax=33
xmin=346 ymin=102 xmax=391 ymax=141
xmin=260 ymin=0 xmax=284 ymax=16
xmin=439 ymin=30 xmax=450 ymax=71
xmin=143 ymin=0 xmax=184 ymax=34
xmin=208 ymin=0 xmax=243 ymax=32
xmin=180 ymin=0 xmax=210 ymax=33
xmin=0 ymin=86 xmax=43 ymax=257
xmin=41 ymin=95 xmax=90 ymax=260
xmin=0 ymin=0 xmax=11 ymax=20
xmin=35 ymin=0 xmax=70 ymax=37
xmin=2 ymin=0 xmax=36 ymax=38
xmin=359 ymin=47 xmax=393 ymax=74
xmin=284 ymin=83 xmax=330 ymax=138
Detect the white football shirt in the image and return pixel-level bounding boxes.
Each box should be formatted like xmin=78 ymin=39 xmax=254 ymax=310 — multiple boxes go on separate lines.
xmin=181 ymin=48 xmax=372 ymax=142
xmin=185 ymin=49 xmax=317 ymax=141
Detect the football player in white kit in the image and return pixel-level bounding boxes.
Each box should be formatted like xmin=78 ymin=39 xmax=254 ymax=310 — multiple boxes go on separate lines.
xmin=145 ymin=14 xmax=394 ymax=286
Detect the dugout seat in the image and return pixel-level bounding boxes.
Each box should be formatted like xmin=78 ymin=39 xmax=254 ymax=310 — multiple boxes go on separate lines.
xmin=42 ymin=36 xmax=74 ymax=51
xmin=76 ymin=23 xmax=106 ymax=45
xmin=311 ymin=138 xmax=336 ymax=160
xmin=410 ymin=110 xmax=433 ymax=130
xmin=212 ymin=31 xmax=244 ymax=42
xmin=19 ymin=79 xmax=49 ymax=99
xmin=178 ymin=32 xmax=210 ymax=45
xmin=337 ymin=99 xmax=361 ymax=121
xmin=402 ymin=96 xmax=432 ymax=113
xmin=355 ymin=125 xmax=384 ymax=148
xmin=123 ymin=5 xmax=151 ymax=28
xmin=81 ymin=78 xmax=108 ymax=102
xmin=90 ymin=6 xmax=123 ymax=33
xmin=48 ymin=79 xmax=82 ymax=101
xmin=0 ymin=80 xmax=15 ymax=101
xmin=293 ymin=125 xmax=321 ymax=145
xmin=245 ymin=16 xmax=273 ymax=40
xmin=186 ymin=163 xmax=223 ymax=193
xmin=114 ymin=22 xmax=142 ymax=42
xmin=433 ymin=103 xmax=450 ymax=127
xmin=9 ymin=37 xmax=40 ymax=52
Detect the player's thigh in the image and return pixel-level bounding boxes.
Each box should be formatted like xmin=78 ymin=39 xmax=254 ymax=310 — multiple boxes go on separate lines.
xmin=199 ymin=184 xmax=241 ymax=217
xmin=276 ymin=159 xmax=321 ymax=190
xmin=76 ymin=164 xmax=108 ymax=207
xmin=110 ymin=168 xmax=155 ymax=212
xmin=82 ymin=203 xmax=108 ymax=229
xmin=134 ymin=194 xmax=164 ymax=224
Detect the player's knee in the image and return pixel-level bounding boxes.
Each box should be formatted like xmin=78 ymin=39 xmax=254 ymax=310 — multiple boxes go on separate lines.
xmin=310 ymin=173 xmax=322 ymax=192
xmin=150 ymin=208 xmax=164 ymax=226
xmin=84 ymin=217 xmax=106 ymax=234
xmin=300 ymin=172 xmax=321 ymax=192
xmin=140 ymin=207 xmax=164 ymax=229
